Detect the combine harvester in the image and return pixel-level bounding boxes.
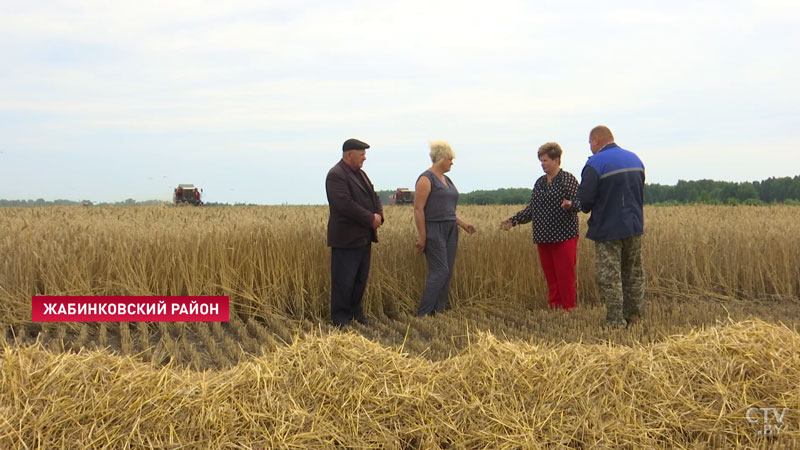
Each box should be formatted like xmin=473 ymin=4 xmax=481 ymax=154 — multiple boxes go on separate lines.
xmin=389 ymin=188 xmax=414 ymax=205
xmin=173 ymin=184 xmax=203 ymax=206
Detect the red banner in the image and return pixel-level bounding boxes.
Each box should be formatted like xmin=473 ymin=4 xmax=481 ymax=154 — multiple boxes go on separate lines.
xmin=32 ymin=296 xmax=229 ymax=322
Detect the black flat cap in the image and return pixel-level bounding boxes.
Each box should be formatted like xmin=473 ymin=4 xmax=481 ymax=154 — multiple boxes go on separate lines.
xmin=342 ymin=138 xmax=370 ymax=151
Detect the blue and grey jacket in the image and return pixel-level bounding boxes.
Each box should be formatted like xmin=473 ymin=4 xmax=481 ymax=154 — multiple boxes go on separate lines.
xmin=577 ymin=143 xmax=645 ymax=242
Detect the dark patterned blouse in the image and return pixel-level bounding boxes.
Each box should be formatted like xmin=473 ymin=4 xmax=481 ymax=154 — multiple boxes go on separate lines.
xmin=509 ymin=169 xmax=581 ymax=244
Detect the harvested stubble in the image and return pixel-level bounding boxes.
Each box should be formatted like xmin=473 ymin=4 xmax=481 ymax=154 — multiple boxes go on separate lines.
xmin=1 ymin=319 xmax=798 ymax=449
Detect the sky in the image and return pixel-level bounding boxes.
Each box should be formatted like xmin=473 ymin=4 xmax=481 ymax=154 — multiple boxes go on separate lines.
xmin=1 ymin=0 xmax=799 ymax=205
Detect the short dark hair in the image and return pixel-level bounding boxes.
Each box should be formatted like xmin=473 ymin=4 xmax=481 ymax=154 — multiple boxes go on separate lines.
xmin=538 ymin=142 xmax=562 ymax=160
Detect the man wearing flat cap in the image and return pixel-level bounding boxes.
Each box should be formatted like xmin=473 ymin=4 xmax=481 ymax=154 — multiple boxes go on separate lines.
xmin=325 ymin=138 xmax=384 ymax=327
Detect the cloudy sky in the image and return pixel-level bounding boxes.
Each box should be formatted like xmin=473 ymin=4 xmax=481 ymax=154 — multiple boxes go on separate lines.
xmin=1 ymin=0 xmax=798 ymax=204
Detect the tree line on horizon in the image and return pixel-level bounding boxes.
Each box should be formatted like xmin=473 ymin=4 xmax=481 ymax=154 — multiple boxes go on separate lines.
xmin=379 ymin=175 xmax=800 ymax=206
xmin=2 ymin=176 xmax=799 ymax=207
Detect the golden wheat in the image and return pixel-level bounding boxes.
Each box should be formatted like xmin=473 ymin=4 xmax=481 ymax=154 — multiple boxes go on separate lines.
xmin=0 ymin=201 xmax=798 ymax=447
xmin=0 ymin=205 xmax=797 ymax=324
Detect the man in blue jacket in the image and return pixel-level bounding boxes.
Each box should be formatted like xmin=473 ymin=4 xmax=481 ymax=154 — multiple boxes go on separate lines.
xmin=577 ymin=126 xmax=645 ymax=328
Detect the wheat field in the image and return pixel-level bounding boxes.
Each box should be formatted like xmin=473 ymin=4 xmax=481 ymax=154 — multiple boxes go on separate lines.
xmin=1 ymin=204 xmax=799 ymax=448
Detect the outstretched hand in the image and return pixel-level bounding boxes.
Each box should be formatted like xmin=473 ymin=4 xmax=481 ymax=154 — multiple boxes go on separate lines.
xmin=462 ymin=223 xmax=476 ymax=234
xmin=500 ymin=219 xmax=513 ymax=231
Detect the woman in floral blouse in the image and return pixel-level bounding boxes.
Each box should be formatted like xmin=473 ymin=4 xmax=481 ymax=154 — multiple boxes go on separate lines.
xmin=501 ymin=142 xmax=581 ymax=311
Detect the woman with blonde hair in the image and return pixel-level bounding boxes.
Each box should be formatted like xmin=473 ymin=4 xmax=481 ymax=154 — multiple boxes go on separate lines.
xmin=414 ymin=141 xmax=476 ymax=317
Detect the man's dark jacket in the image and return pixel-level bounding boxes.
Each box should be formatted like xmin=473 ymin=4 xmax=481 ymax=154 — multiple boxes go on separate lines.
xmin=326 ymin=160 xmax=384 ymax=248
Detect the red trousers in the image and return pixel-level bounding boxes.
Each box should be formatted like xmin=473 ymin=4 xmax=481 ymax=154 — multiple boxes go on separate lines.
xmin=536 ymin=237 xmax=578 ymax=311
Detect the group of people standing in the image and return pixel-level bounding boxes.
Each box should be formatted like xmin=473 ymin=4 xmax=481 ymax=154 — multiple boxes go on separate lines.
xmin=325 ymin=126 xmax=645 ymax=329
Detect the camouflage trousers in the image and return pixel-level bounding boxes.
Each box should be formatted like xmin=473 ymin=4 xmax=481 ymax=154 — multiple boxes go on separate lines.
xmin=595 ymin=235 xmax=645 ymax=326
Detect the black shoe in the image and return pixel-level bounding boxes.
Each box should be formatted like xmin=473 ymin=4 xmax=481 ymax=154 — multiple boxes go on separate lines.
xmin=354 ymin=316 xmax=370 ymax=326
xmin=332 ymin=320 xmax=351 ymax=329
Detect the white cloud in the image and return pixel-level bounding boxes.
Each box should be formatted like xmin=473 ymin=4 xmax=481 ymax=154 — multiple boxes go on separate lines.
xmin=0 ymin=1 xmax=799 ymax=202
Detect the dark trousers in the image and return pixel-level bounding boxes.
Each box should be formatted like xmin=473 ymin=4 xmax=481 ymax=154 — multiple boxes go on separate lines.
xmin=418 ymin=221 xmax=458 ymax=316
xmin=330 ymin=245 xmax=371 ymax=326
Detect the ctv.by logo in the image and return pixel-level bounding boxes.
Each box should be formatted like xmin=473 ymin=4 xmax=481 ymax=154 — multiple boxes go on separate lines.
xmin=746 ymin=407 xmax=788 ymax=436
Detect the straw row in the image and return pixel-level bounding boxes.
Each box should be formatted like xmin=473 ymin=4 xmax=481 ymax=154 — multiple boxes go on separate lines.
xmin=1 ymin=319 xmax=798 ymax=448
